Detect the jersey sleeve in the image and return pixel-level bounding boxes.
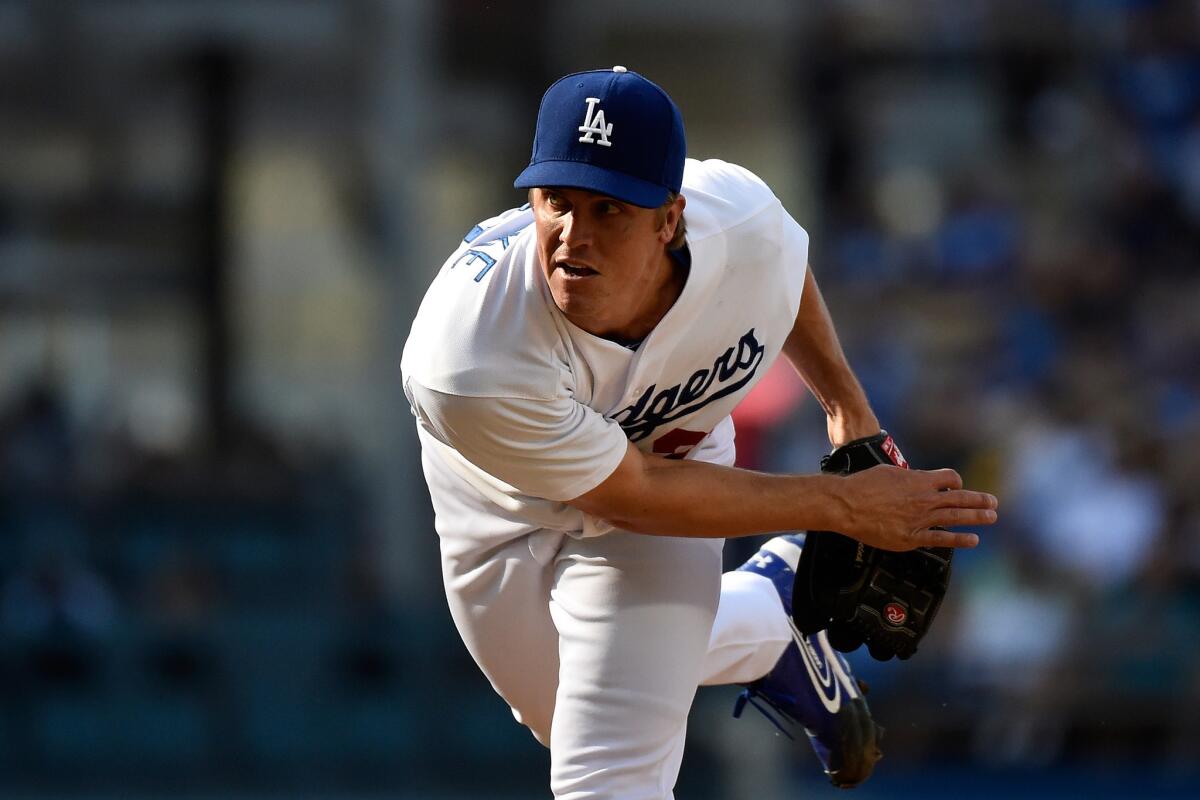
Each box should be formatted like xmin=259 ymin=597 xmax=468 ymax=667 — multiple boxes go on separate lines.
xmin=404 ymin=376 xmax=630 ymax=502
xmin=781 ymin=206 xmax=811 ymax=311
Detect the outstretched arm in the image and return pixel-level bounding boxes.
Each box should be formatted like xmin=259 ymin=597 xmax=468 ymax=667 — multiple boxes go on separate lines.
xmin=570 ymin=441 xmax=996 ymax=550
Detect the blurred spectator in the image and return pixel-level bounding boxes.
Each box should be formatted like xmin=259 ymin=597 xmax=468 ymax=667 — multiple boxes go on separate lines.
xmin=950 ymin=549 xmax=1077 ymax=765
xmin=0 ymin=382 xmax=74 ymax=492
xmin=1 ymin=552 xmax=116 ymax=641
xmin=141 ymin=546 xmax=220 ymax=689
xmin=1005 ymin=414 xmax=1166 ymax=588
xmin=1 ymin=546 xmax=117 ymax=689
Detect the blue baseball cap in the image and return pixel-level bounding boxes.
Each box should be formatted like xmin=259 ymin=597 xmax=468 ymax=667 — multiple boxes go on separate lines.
xmin=514 ymin=66 xmax=686 ymax=208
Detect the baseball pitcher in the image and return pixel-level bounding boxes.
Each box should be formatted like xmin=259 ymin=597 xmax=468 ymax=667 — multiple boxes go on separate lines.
xmin=401 ymin=67 xmax=998 ymax=799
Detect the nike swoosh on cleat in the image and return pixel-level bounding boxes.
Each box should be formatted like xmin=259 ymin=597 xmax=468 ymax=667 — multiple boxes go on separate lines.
xmin=789 ymin=618 xmax=842 ymax=714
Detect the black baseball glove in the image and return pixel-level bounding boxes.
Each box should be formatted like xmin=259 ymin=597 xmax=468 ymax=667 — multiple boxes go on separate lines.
xmin=791 ymin=431 xmax=953 ymax=661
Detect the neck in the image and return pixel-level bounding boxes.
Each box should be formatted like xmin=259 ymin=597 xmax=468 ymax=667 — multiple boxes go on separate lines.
xmin=603 ymin=250 xmax=687 ymax=345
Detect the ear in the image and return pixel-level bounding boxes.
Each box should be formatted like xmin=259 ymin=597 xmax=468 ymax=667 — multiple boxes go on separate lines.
xmin=658 ymin=194 xmax=686 ymax=244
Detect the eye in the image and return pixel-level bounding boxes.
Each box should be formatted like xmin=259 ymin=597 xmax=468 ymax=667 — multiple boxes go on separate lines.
xmin=598 ymin=200 xmax=621 ymax=215
xmin=544 ymin=191 xmax=567 ymax=210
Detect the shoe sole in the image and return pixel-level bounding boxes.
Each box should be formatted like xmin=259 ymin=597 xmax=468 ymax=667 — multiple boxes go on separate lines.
xmin=824 ymin=697 xmax=884 ymax=789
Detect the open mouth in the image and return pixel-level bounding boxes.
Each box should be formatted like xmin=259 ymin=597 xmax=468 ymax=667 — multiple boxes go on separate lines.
xmin=558 ymin=263 xmax=598 ymax=277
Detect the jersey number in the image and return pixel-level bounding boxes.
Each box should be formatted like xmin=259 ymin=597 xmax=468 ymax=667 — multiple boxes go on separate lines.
xmin=652 ymin=428 xmax=708 ymax=460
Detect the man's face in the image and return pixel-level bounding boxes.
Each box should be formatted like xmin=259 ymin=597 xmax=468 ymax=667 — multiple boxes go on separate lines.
xmin=531 ymin=187 xmax=683 ymax=340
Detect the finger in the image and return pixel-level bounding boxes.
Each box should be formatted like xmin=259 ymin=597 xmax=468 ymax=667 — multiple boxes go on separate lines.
xmin=930 ymin=507 xmax=998 ymax=527
xmin=924 ymin=468 xmax=963 ymax=491
xmin=913 ymin=528 xmax=979 ymax=549
xmin=933 ymin=490 xmax=999 ymax=510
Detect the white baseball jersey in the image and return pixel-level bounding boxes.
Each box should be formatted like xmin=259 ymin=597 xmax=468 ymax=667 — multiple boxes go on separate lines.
xmin=401 ymin=157 xmax=810 ymax=538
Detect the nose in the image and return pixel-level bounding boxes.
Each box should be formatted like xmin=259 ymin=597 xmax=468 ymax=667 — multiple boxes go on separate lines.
xmin=559 ymin=209 xmax=593 ymax=247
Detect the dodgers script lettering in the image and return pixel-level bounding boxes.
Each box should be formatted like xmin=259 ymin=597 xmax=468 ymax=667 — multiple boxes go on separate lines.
xmin=613 ymin=328 xmax=765 ymax=442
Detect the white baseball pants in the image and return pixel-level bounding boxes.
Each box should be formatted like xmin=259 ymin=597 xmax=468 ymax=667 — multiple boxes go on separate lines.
xmin=424 ymin=448 xmax=793 ymax=800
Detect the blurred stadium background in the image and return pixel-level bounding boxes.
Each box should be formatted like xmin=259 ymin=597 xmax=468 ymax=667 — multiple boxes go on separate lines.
xmin=0 ymin=1 xmax=1197 ymax=798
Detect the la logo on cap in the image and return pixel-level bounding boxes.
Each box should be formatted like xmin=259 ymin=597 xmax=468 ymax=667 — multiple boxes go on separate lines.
xmin=514 ymin=66 xmax=684 ymax=207
xmin=577 ymin=97 xmax=613 ymax=147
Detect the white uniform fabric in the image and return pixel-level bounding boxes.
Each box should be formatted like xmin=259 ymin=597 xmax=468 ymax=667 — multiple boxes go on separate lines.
xmin=402 ymin=159 xmax=807 ymax=799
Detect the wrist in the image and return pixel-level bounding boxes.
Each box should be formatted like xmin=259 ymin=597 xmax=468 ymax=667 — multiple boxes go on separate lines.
xmin=826 ymin=406 xmax=880 ymax=448
xmin=808 ymin=472 xmax=855 ymax=532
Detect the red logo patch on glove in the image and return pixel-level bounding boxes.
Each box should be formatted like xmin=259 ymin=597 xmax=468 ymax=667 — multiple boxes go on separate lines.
xmin=884 ymin=603 xmax=908 ymax=626
xmin=881 ymin=435 xmax=908 ymax=469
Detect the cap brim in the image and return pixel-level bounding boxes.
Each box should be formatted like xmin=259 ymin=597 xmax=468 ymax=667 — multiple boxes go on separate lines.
xmin=514 ymin=160 xmax=669 ymax=208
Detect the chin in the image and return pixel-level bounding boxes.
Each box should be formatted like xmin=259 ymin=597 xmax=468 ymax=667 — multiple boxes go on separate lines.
xmin=550 ymin=290 xmax=587 ymax=317
xmin=550 ymin=286 xmax=602 ymax=323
